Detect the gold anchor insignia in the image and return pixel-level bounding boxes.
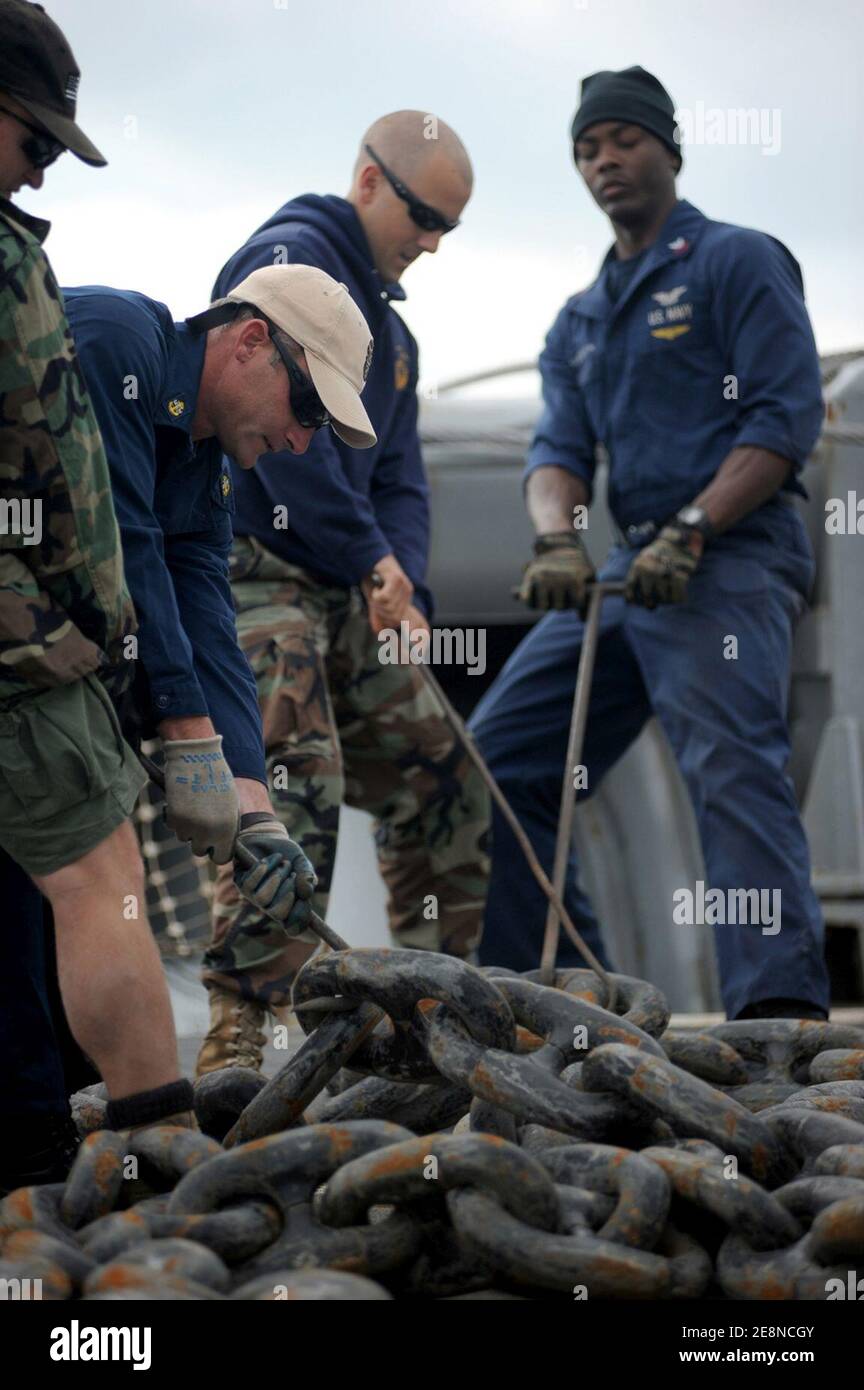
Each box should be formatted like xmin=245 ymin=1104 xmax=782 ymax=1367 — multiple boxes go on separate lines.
xmin=394 ymin=344 xmax=410 ymax=391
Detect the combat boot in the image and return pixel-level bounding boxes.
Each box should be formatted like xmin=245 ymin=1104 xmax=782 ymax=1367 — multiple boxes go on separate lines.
xmin=196 ymin=984 xmax=268 ymax=1077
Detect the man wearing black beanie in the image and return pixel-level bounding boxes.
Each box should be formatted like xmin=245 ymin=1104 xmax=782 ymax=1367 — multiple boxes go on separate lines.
xmin=470 ymin=66 xmax=830 ymax=1022
xmin=571 ymin=64 xmax=683 ymax=167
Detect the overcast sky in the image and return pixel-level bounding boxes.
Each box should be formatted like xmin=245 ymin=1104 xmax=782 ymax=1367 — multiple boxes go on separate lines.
xmin=19 ymin=0 xmax=863 ymax=391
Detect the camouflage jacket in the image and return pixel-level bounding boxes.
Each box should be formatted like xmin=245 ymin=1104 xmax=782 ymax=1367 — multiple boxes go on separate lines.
xmin=0 ymin=197 xmax=137 ymax=705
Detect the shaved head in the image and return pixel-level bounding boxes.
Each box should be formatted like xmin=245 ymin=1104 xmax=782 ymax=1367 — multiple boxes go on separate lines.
xmin=352 ymin=110 xmax=473 ymax=189
xmin=347 ymin=110 xmax=473 ymax=284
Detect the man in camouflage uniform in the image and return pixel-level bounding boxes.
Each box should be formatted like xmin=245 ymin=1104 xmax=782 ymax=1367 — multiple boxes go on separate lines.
xmin=0 ymin=0 xmax=197 ymax=1188
xmin=197 ymin=112 xmax=490 ymax=1073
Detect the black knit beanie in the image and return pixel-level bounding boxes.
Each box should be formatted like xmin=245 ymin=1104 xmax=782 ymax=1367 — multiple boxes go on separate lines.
xmin=570 ymin=65 xmax=682 ymax=165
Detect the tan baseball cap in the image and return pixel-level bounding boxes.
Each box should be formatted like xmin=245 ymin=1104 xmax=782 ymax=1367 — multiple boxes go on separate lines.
xmin=226 ymin=265 xmax=376 ymax=450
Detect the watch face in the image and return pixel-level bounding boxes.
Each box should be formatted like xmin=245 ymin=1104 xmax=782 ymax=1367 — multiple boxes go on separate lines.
xmin=679 ymin=507 xmax=705 ymax=528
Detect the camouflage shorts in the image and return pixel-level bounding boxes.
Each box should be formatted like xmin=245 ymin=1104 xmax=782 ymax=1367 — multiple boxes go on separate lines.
xmin=201 ymin=537 xmax=491 ymax=1007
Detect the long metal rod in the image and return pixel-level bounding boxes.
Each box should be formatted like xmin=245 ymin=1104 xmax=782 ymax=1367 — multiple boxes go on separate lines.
xmin=368 ymin=568 xmax=618 ymax=1005
xmin=539 ymin=581 xmax=624 ymax=985
xmin=416 ymin=641 xmax=617 ymax=1009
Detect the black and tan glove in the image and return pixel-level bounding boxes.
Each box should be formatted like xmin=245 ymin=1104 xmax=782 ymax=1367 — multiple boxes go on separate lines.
xmin=624 ymin=522 xmax=704 ymax=609
xmin=233 ymin=813 xmax=318 ymax=938
xmin=515 ymin=532 xmax=596 ymax=614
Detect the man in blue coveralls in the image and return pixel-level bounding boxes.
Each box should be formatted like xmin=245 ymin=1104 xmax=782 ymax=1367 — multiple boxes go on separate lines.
xmin=470 ymin=66 xmax=830 ymax=1021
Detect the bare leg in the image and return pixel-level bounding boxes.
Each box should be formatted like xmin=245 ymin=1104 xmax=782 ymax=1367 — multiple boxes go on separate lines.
xmin=34 ymin=819 xmax=180 ymax=1099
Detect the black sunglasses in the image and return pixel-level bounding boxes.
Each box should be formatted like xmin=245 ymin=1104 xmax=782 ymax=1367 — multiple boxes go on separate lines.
xmin=0 ymin=103 xmax=65 ymax=170
xmin=267 ymin=328 xmax=330 ymax=431
xmin=364 ymin=143 xmax=459 ymax=235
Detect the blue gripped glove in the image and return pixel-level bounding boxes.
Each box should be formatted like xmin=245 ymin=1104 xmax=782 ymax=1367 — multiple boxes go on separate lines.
xmin=233 ymin=812 xmax=318 ymax=939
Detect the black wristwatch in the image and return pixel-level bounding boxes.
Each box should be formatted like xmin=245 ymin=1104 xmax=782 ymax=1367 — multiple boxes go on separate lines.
xmin=675 ymin=506 xmax=716 ymax=542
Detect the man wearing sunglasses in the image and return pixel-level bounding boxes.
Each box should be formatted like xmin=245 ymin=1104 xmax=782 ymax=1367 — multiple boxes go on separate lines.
xmin=61 ymin=267 xmax=375 ymax=943
xmin=0 ymin=0 xmax=204 ymax=1188
xmin=195 ymin=111 xmax=486 ymax=1076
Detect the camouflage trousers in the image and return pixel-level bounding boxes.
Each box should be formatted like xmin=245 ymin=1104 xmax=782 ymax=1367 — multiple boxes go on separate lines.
xmin=201 ymin=537 xmax=491 ymax=1007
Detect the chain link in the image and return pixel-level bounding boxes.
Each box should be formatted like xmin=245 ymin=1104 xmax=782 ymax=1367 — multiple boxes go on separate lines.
xmin=4 ymin=949 xmax=864 ymax=1300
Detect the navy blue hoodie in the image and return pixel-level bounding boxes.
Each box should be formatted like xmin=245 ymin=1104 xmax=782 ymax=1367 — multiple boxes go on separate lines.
xmin=212 ymin=195 xmax=432 ymax=616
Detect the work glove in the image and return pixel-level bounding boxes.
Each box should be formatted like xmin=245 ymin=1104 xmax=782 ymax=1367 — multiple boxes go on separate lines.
xmin=515 ymin=532 xmax=596 ymax=614
xmin=624 ymin=522 xmax=703 ymax=609
xmin=233 ymin=814 xmax=318 ymax=939
xmin=162 ymin=736 xmax=240 ymax=863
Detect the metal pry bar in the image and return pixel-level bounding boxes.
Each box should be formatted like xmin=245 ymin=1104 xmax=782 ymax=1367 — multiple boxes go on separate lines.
xmin=369 ymin=571 xmax=617 ymax=1009
xmin=137 ymin=750 xmax=350 ymax=955
xmin=539 ymin=580 xmax=625 ymax=984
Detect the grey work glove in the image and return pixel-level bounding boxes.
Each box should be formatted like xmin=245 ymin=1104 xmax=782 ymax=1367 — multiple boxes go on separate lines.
xmin=233 ymin=814 xmax=318 ymax=939
xmin=515 ymin=531 xmax=596 ymax=615
xmin=162 ymin=735 xmax=240 ymax=864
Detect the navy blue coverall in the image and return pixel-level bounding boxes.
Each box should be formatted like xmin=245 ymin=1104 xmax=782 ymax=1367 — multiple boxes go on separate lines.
xmin=212 ymin=193 xmax=433 ymax=616
xmin=469 ymin=200 xmax=830 ymax=1020
xmin=64 ymin=285 xmax=266 ymax=782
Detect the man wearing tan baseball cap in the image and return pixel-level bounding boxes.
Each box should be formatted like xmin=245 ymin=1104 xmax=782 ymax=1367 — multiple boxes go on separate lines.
xmin=216 ymin=264 xmax=376 ymax=453
xmin=59 ymin=264 xmax=375 ymax=967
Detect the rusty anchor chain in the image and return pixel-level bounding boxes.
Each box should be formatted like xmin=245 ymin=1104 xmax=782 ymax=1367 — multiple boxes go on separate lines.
xmin=3 ymin=949 xmax=864 ymax=1300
